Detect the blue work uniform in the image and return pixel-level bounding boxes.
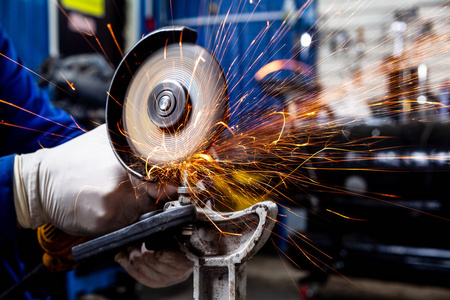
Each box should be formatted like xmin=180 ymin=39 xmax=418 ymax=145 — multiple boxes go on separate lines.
xmin=0 ymin=25 xmax=83 ymax=298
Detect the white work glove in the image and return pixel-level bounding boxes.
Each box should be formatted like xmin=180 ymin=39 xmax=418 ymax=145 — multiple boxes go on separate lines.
xmin=115 ymin=244 xmax=194 ymax=288
xmin=13 ymin=124 xmax=177 ymax=237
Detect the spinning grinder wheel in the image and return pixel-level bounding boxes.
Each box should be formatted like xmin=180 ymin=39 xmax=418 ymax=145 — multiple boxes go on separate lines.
xmin=106 ymin=27 xmax=229 ymax=180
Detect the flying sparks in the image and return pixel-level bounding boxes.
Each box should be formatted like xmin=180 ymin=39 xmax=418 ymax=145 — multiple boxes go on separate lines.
xmin=3 ymin=0 xmax=450 ymax=291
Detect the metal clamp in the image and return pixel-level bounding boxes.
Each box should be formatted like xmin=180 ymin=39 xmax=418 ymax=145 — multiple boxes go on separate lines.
xmin=182 ymin=201 xmax=278 ymax=300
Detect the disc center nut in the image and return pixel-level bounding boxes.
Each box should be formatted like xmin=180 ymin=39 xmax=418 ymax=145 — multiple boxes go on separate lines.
xmin=148 ymin=80 xmax=188 ymax=130
xmin=158 ymin=95 xmax=171 ymax=112
xmin=157 ymin=92 xmax=174 ymax=116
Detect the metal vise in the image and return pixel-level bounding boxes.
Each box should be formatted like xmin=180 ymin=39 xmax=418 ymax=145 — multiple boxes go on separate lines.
xmin=166 ymin=201 xmax=278 ymax=300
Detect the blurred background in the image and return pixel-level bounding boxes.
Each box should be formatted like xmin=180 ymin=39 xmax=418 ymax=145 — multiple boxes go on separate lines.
xmin=1 ymin=0 xmax=450 ymax=299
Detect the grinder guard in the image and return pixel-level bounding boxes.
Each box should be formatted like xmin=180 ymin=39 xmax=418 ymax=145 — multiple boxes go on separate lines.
xmin=106 ymin=27 xmax=229 ymax=181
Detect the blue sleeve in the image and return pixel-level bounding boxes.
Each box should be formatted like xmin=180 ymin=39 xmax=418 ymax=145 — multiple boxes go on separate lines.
xmin=0 ymin=25 xmax=83 ymax=155
xmin=0 ymin=25 xmax=84 ymax=244
xmin=0 ymin=155 xmax=16 ymax=244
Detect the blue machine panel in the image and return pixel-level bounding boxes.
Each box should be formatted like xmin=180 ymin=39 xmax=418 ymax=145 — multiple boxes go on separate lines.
xmin=0 ymin=0 xmax=49 ymax=72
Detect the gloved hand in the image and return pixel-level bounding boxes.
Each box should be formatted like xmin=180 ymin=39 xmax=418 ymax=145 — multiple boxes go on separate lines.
xmin=115 ymin=244 xmax=194 ymax=288
xmin=13 ymin=124 xmax=177 ymax=236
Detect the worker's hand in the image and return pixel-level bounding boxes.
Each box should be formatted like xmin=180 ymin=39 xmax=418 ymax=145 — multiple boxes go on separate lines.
xmin=13 ymin=124 xmax=177 ymax=236
xmin=115 ymin=244 xmax=194 ymax=288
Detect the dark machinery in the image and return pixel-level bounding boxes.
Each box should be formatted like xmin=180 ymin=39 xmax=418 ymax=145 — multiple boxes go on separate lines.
xmin=282 ymin=121 xmax=450 ymax=298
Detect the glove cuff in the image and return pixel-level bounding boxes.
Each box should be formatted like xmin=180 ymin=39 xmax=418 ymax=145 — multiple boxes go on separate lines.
xmin=13 ymin=153 xmax=45 ymax=229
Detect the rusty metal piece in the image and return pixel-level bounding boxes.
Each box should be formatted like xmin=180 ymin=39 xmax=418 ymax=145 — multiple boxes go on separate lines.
xmin=181 ymin=201 xmax=278 ymax=300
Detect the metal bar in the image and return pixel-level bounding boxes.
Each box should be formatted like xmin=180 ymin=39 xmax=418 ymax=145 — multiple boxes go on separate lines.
xmin=172 ymin=11 xmax=284 ymax=27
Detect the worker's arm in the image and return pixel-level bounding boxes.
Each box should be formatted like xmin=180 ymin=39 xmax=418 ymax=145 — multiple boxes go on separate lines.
xmin=13 ymin=124 xmax=177 ymax=236
xmin=0 ymin=25 xmax=84 ymax=156
xmin=0 ymin=154 xmax=17 ymax=244
xmin=0 ymin=25 xmax=83 ymax=245
xmin=12 ymin=124 xmax=193 ymax=287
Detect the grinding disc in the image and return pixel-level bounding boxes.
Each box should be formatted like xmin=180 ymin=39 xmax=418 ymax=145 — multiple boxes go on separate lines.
xmin=122 ymin=43 xmax=228 ymax=173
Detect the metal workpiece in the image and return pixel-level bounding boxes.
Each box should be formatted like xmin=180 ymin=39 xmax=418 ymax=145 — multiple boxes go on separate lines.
xmin=183 ymin=201 xmax=278 ymax=300
xmin=177 ymin=186 xmax=201 ymax=205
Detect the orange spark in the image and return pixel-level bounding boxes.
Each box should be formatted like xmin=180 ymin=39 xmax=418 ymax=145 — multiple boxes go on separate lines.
xmin=107 ymin=23 xmax=124 ymax=58
xmin=0 ymin=99 xmax=79 ymax=132
xmin=216 ymin=121 xmax=235 ymax=136
xmin=0 ymin=121 xmax=68 ymax=138
xmin=58 ymin=71 xmax=75 ymax=91
xmin=106 ymin=91 xmax=124 ymax=108
xmin=0 ymin=53 xmax=68 ymax=93
xmin=326 ymin=209 xmax=368 ymax=221
xmin=84 ymin=18 xmax=112 ymax=68
xmin=193 ymin=153 xmax=216 ymax=163
xmin=271 ymin=215 xmax=333 ymax=259
xmin=117 ymin=122 xmax=127 ymax=137
xmin=164 ymin=38 xmax=169 ymax=60
xmin=221 ymin=232 xmax=243 ymax=236
xmin=271 ymin=111 xmax=286 ymax=145
xmin=69 ymin=115 xmax=88 ymax=133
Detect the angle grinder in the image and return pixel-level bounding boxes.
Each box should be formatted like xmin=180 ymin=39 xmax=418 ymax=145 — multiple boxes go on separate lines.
xmin=37 ymin=27 xmax=230 ymax=272
xmin=70 ymin=26 xmax=230 ymax=261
